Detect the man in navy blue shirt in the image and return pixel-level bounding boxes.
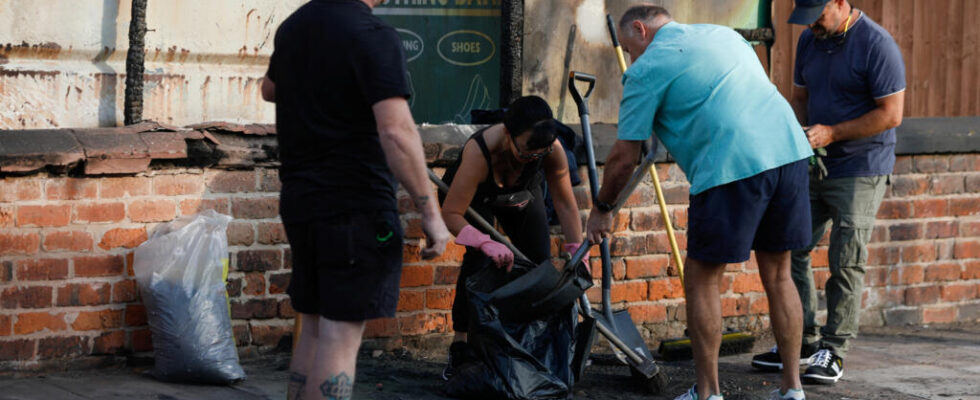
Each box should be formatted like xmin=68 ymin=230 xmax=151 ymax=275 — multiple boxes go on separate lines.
xmin=751 ymin=0 xmax=905 ymax=387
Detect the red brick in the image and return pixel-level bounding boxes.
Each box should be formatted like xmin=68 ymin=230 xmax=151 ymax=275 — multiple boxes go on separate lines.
xmin=129 ymin=199 xmax=176 ymax=223
xmin=610 ymin=235 xmax=648 ymax=257
xmin=15 ymin=259 xmax=68 ymax=281
xmin=126 ymin=252 xmax=135 ymax=276
xmin=73 ymin=202 xmax=126 ymax=223
xmin=93 ymin=330 xmax=126 ymax=354
xmin=226 ymin=222 xmax=255 ymax=246
xmin=152 ymin=174 xmax=205 ymax=196
xmin=611 ymin=281 xmax=648 ymax=303
xmin=889 ymin=265 xmax=924 ymax=285
xmin=37 ymin=336 xmax=87 ymax=359
xmin=0 ymin=178 xmax=41 ymax=202
xmin=268 ymin=273 xmax=290 ymax=295
xmin=16 ymin=205 xmax=70 ymax=227
xmin=732 ymin=273 xmax=764 ymax=294
xmin=877 ymin=200 xmax=912 ymax=219
xmin=14 ymin=311 xmax=67 ymax=335
xmin=864 ymin=266 xmax=889 ymax=286
xmin=43 ymin=230 xmax=94 ymax=252
xmin=949 ymin=155 xmax=980 ymax=172
xmin=627 ymin=304 xmax=667 ymax=323
xmin=113 ymin=279 xmax=139 ymax=303
xmin=365 ymin=317 xmax=399 ymax=338
xmin=721 ymin=297 xmax=749 ymax=317
xmin=278 ymin=299 xmax=296 ymax=318
xmin=870 ymin=226 xmax=887 ymax=243
xmin=930 ymin=175 xmax=965 ymax=195
xmin=964 ymin=261 xmax=980 ymax=280
xmin=0 ymin=205 xmax=13 ymax=227
xmin=100 ymin=177 xmax=150 ymax=198
xmin=966 ymin=175 xmax=980 ymax=193
xmin=208 ymin=171 xmax=256 ymax=193
xmin=250 ymin=323 xmax=290 ymax=347
xmin=630 ymin=209 xmax=664 ymax=232
xmin=625 ymin=256 xmax=669 ymax=279
xmin=397 ymin=312 xmax=447 ymax=335
xmin=2 ymin=286 xmax=53 ymax=309
xmin=941 ymin=284 xmax=978 ymax=302
xmin=892 ymin=156 xmax=913 ymax=174
xmin=950 ymin=198 xmax=980 ymax=217
xmin=403 ymin=217 xmax=424 ymax=240
xmin=814 ymin=269 xmax=831 ymax=290
xmin=0 ymin=261 xmax=9 ymax=283
xmin=811 ymin=247 xmax=829 ymax=267
xmin=236 ymin=249 xmax=281 ymax=272
xmin=257 ymin=222 xmax=287 ymax=245
xmin=231 ymin=197 xmax=279 ymax=219
xmin=98 ymin=227 xmax=147 ymax=250
xmin=914 ymin=155 xmax=949 ymax=173
xmin=400 ymin=265 xmax=434 ymax=288
xmin=71 ymin=309 xmax=123 ymax=331
xmin=926 ymin=263 xmax=962 ymax=282
xmin=954 ymin=239 xmax=980 ymax=259
xmin=397 ymin=290 xmax=425 ymax=312
xmin=902 ymin=243 xmax=937 ymax=263
xmin=0 ymin=232 xmax=40 ymax=255
xmin=905 ymin=286 xmax=940 ymax=306
xmin=911 ymin=199 xmax=948 ymax=218
xmin=402 ymin=243 xmax=423 ymax=263
xmin=230 ymin=299 xmax=278 ymax=319
xmin=259 ymin=168 xmax=281 ymax=192
xmin=75 ymin=255 xmax=125 ymax=277
xmin=45 ymin=178 xmax=98 ymax=200
xmin=890 ymin=176 xmax=929 ymax=197
xmin=623 ymin=185 xmax=655 ymax=208
xmin=125 ymin=304 xmax=148 ymax=327
xmin=926 ymin=221 xmax=959 ymax=239
xmin=0 ymin=315 xmax=10 ymax=336
xmin=868 ymin=245 xmax=901 ymax=266
xmin=131 ymin=328 xmax=153 ymax=352
xmin=434 ymin=266 xmax=460 ymax=285
xmin=922 ymin=306 xmax=957 ymax=324
xmin=961 ymin=220 xmax=980 ymax=237
xmin=750 ymin=296 xmax=770 ymax=314
xmin=888 ymin=223 xmax=921 ymax=241
xmin=56 ymin=283 xmax=111 ymax=306
xmin=179 ymin=198 xmax=230 ymax=216
xmin=226 ymin=277 xmax=242 ymax=298
xmin=429 ymin=242 xmax=467 ymax=263
xmin=425 ymin=288 xmax=454 ymax=310
xmin=243 ymin=273 xmax=266 ymax=296
xmin=649 ymin=277 xmax=684 ymax=300
xmin=0 ymin=339 xmax=35 ymax=361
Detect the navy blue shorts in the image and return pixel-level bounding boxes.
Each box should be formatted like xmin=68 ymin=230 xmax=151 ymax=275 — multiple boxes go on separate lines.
xmin=687 ymin=159 xmax=812 ymax=264
xmin=285 ymin=210 xmax=404 ymax=321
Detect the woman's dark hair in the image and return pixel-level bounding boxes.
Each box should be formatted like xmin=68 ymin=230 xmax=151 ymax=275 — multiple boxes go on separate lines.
xmin=503 ymin=95 xmax=557 ymax=150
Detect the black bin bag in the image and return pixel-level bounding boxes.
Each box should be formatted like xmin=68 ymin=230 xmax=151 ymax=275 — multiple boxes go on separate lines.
xmin=444 ymin=259 xmax=581 ymax=400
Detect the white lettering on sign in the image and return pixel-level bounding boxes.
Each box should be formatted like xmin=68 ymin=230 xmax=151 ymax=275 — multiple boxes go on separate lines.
xmin=396 ymin=28 xmax=424 ymax=62
xmin=452 ymin=42 xmax=481 ymax=53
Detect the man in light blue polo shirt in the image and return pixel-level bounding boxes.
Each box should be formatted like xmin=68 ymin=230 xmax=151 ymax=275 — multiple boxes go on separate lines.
xmin=586 ymin=5 xmax=813 ymax=400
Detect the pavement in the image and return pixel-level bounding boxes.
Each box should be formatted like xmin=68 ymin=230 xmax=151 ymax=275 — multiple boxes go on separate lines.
xmin=0 ymin=322 xmax=977 ymax=400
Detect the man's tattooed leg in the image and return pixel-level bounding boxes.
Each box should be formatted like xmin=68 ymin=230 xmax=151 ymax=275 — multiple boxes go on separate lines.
xmin=319 ymin=372 xmax=353 ymax=400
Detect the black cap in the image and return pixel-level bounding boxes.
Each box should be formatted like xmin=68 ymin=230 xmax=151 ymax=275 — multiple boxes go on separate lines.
xmin=789 ymin=0 xmax=831 ymax=25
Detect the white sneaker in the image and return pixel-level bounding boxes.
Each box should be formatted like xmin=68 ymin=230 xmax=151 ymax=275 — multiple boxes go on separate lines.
xmin=674 ymin=385 xmax=724 ymax=400
xmin=769 ymin=388 xmax=805 ymax=400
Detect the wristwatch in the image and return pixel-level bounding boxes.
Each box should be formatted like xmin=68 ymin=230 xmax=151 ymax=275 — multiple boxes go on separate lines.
xmin=595 ymin=200 xmax=615 ymax=213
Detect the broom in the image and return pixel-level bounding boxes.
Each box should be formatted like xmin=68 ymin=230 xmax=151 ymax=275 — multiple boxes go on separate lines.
xmin=604 ymin=13 xmax=754 ymax=361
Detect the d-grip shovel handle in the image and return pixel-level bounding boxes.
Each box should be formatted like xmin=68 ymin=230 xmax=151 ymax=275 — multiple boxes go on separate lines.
xmin=568 ymin=72 xmax=596 ymax=115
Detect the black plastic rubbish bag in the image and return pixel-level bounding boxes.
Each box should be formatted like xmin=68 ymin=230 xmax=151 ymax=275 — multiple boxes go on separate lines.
xmin=444 ymin=260 xmax=578 ymax=400
xmin=133 ymin=210 xmax=245 ymax=384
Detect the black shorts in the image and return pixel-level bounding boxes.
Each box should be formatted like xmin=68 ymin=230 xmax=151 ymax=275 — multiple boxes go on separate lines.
xmin=285 ymin=210 xmax=404 ymax=321
xmin=687 ymin=159 xmax=812 ymax=264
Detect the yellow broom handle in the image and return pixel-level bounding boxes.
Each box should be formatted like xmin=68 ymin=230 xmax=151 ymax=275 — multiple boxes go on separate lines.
xmin=647 ymin=164 xmax=685 ymax=284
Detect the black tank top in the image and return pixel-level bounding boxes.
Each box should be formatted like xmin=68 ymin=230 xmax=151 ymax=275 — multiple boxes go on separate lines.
xmin=442 ymin=127 xmax=544 ymax=206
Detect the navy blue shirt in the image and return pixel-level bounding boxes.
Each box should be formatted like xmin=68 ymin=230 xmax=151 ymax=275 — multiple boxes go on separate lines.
xmin=267 ymin=0 xmax=410 ymax=222
xmin=794 ymin=13 xmax=906 ymax=178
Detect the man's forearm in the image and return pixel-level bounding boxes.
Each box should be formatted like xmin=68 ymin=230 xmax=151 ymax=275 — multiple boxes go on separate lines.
xmin=379 ymin=126 xmax=440 ymax=217
xmin=830 ymin=106 xmax=901 ymax=142
xmin=596 ymin=140 xmax=642 ymax=206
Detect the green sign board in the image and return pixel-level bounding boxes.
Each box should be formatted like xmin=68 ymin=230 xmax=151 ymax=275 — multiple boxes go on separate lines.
xmin=376 ymin=2 xmax=501 ymax=124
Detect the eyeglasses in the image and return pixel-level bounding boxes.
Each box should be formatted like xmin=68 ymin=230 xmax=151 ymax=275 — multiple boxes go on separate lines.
xmin=514 ymin=141 xmax=553 ymax=161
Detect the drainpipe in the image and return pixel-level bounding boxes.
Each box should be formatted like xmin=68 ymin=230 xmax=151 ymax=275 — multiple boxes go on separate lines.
xmin=501 ymin=0 xmax=523 ymax=107
xmin=124 ymin=0 xmax=147 ymax=125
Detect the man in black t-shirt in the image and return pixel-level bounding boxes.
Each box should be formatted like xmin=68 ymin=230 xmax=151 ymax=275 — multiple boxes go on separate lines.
xmin=262 ymin=0 xmax=449 ymax=398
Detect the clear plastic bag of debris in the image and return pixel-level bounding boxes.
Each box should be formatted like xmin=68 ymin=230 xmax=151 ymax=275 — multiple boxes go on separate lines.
xmin=134 ymin=209 xmax=245 ymax=384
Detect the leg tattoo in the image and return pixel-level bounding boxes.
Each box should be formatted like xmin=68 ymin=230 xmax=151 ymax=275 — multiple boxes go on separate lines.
xmin=319 ymin=372 xmax=353 ymax=400
xmin=287 ymin=372 xmax=307 ymax=400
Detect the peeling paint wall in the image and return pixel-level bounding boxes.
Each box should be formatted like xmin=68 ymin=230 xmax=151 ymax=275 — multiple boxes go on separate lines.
xmin=0 ymin=0 xmax=306 ymax=129
xmin=525 ymin=0 xmax=767 ymax=124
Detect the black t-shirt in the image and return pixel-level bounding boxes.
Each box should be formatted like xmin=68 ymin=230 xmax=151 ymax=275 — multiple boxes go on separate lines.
xmin=267 ymin=0 xmax=411 ymax=222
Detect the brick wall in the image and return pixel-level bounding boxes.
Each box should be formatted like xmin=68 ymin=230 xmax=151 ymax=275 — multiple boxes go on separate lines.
xmin=1 ymin=154 xmax=979 ymax=370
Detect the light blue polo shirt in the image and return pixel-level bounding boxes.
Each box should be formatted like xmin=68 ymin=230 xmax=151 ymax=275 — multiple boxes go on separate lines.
xmin=618 ymin=22 xmax=813 ymax=195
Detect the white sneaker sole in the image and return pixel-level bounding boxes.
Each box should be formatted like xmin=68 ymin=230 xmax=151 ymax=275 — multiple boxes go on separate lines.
xmin=802 ymin=370 xmax=842 ymax=384
xmin=751 ymin=358 xmax=812 ymax=370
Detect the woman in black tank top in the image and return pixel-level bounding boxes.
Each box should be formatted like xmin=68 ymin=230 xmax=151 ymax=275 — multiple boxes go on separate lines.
xmin=438 ymin=96 xmax=585 ymax=381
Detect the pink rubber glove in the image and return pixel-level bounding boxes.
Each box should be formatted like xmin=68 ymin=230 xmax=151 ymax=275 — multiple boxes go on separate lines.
xmin=564 ymin=242 xmax=591 ymax=274
xmin=455 ymin=225 xmax=515 ymax=271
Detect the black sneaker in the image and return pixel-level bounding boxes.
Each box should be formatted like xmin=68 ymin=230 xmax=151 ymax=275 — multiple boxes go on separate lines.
xmin=751 ymin=342 xmax=818 ymax=371
xmin=802 ymin=349 xmax=843 ymax=384
xmin=441 ymin=341 xmax=471 ymax=381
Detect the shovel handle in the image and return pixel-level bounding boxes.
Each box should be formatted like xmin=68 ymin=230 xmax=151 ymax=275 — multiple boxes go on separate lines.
xmin=568 ymin=72 xmax=596 ymax=114
xmin=606 ymin=14 xmax=629 ymax=73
